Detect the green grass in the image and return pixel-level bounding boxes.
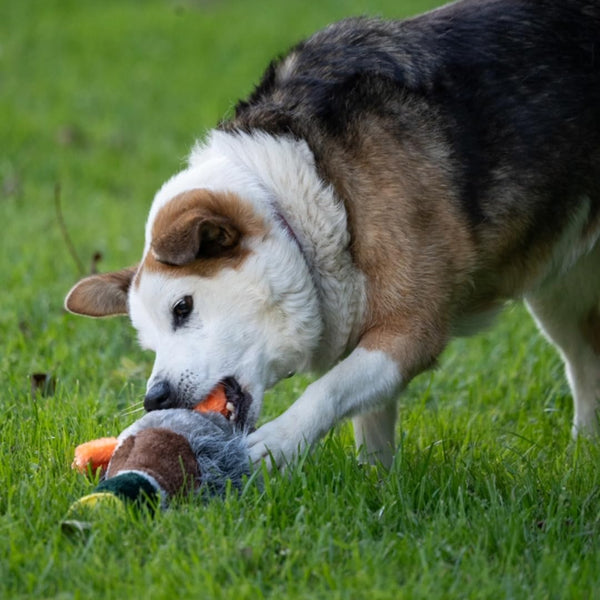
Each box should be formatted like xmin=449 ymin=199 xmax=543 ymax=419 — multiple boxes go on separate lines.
xmin=2 ymin=0 xmax=600 ymax=598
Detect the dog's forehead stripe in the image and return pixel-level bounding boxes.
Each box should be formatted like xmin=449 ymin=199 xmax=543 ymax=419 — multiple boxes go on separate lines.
xmin=135 ymin=189 xmax=268 ymax=284
xmin=151 ymin=188 xmax=266 ymax=237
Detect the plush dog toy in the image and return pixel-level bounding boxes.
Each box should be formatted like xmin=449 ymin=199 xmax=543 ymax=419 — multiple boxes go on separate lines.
xmin=69 ymin=381 xmax=252 ymax=515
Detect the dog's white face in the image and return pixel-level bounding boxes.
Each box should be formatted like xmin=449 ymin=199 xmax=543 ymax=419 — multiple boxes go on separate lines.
xmin=131 ymin=197 xmax=321 ymax=423
xmin=66 ymin=167 xmax=323 ymax=427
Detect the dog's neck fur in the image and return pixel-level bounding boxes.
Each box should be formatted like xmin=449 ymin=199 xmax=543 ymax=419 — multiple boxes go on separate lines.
xmin=201 ymin=131 xmax=367 ymax=368
xmin=148 ymin=131 xmax=366 ymax=368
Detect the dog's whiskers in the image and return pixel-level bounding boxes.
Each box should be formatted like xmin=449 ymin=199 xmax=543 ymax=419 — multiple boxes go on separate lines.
xmin=120 ymin=402 xmax=145 ymax=418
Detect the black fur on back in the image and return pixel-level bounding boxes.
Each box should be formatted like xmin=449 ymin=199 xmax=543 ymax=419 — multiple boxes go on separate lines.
xmin=221 ymin=0 xmax=600 ymax=232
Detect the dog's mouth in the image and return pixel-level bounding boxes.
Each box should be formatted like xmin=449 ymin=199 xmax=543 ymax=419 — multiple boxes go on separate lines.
xmin=194 ymin=377 xmax=252 ymax=428
xmin=221 ymin=377 xmax=252 ymax=426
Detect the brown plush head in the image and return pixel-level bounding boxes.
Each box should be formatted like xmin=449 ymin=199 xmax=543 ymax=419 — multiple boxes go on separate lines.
xmin=72 ymin=408 xmax=251 ymax=511
xmin=106 ymin=428 xmax=201 ymax=497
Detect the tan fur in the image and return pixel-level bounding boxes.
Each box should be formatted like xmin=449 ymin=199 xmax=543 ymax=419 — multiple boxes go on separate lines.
xmin=315 ymin=110 xmax=600 ymax=381
xmin=141 ymin=189 xmax=268 ymax=281
xmin=320 ymin=116 xmax=475 ymax=378
xmin=65 ymin=266 xmax=138 ymax=317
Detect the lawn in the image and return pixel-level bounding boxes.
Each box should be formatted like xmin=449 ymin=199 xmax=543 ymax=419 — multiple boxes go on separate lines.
xmin=2 ymin=0 xmax=600 ymax=598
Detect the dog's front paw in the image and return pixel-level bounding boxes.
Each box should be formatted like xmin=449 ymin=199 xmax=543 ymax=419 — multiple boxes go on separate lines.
xmin=247 ymin=416 xmax=309 ymax=470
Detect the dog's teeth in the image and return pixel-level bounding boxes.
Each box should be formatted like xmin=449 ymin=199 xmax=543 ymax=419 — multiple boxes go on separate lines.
xmin=226 ymin=402 xmax=237 ymax=420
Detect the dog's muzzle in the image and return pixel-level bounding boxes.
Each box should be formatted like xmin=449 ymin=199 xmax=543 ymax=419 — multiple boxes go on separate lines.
xmin=144 ymin=377 xmax=252 ymax=428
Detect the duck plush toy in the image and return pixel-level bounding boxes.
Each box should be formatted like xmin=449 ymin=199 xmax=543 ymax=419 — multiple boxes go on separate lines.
xmin=69 ymin=380 xmax=253 ymax=514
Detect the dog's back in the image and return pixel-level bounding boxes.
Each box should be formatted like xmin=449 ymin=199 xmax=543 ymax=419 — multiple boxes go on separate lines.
xmin=229 ymin=0 xmax=600 ymax=228
xmin=226 ymin=0 xmax=600 ymax=319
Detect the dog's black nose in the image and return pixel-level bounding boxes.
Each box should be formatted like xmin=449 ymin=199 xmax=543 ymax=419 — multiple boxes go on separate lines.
xmin=144 ymin=380 xmax=172 ymax=411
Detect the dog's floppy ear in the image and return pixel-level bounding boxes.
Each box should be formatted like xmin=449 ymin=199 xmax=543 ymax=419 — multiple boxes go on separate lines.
xmin=151 ymin=211 xmax=241 ymax=266
xmin=64 ymin=265 xmax=138 ymax=317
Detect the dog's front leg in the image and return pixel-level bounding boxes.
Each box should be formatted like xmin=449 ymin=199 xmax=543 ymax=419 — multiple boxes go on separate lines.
xmin=247 ymin=346 xmax=403 ymax=469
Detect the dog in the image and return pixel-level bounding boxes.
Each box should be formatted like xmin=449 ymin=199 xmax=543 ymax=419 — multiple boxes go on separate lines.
xmin=65 ymin=0 xmax=600 ymax=469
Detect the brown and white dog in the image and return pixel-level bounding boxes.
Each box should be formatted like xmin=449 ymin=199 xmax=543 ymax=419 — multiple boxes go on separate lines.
xmin=66 ymin=0 xmax=600 ymax=469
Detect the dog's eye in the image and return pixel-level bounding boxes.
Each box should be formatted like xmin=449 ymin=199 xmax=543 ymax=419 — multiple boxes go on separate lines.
xmin=172 ymin=295 xmax=193 ymax=327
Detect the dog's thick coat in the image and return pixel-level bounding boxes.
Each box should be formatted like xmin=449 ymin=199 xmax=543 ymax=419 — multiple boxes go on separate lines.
xmin=66 ymin=0 xmax=600 ymax=468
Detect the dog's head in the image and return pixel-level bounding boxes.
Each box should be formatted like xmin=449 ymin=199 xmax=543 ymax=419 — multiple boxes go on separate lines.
xmin=65 ymin=164 xmax=322 ymax=427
